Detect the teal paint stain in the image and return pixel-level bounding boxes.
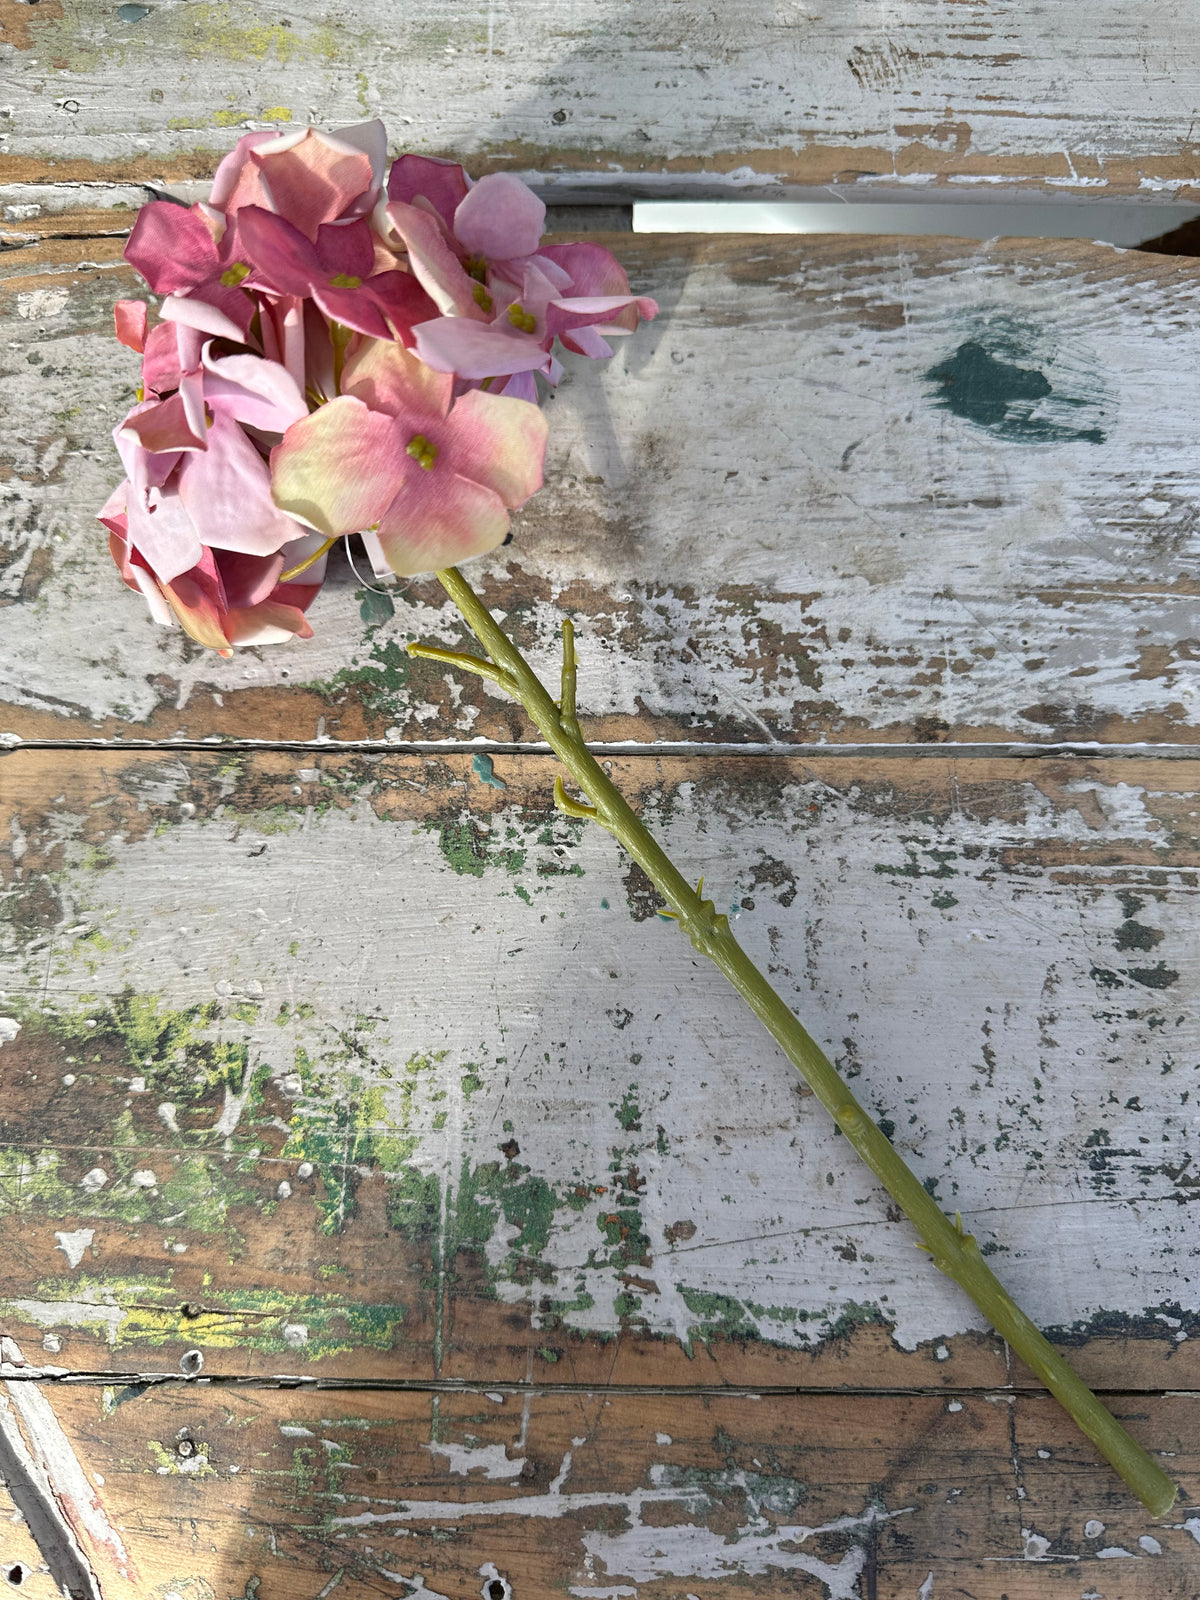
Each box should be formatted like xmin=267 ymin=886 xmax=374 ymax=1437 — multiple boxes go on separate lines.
xmin=471 ymin=752 xmax=507 ymax=789
xmin=600 ymin=898 xmax=610 ymax=910
xmin=925 ymin=335 xmax=1107 ymax=444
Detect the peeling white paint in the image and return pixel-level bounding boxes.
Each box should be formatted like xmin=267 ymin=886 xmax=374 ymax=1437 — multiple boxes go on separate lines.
xmin=53 ymin=1230 xmax=94 ymax=1270
xmin=429 ymin=1441 xmax=525 ymax=1480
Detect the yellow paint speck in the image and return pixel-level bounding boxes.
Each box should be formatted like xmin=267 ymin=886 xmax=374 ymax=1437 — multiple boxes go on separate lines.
xmin=262 ymin=105 xmax=292 ymax=122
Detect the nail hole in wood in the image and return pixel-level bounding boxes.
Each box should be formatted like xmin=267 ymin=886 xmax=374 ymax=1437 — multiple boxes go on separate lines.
xmin=176 ymin=1434 xmax=196 ymax=1458
xmin=484 ymin=1580 xmax=510 ymax=1600
xmin=4 ymin=1564 xmax=29 ymax=1586
xmin=179 ymin=1348 xmax=204 ymax=1376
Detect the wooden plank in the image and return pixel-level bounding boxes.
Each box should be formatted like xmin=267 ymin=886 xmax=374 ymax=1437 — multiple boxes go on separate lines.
xmin=2 ymin=2 xmax=1200 ymax=199
xmin=0 ymin=1379 xmax=1193 ymax=1600
xmin=2 ymin=747 xmax=1197 ymax=1391
xmin=4 ymin=233 xmax=1200 ymax=747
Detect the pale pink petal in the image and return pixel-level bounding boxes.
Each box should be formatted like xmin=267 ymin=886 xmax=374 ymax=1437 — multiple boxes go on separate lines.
xmin=270 ymin=396 xmax=404 ymax=537
xmin=125 ymin=481 xmax=204 ymax=584
xmin=114 ymin=300 xmax=148 ymax=353
xmin=209 ymin=131 xmax=279 ymax=212
xmin=178 ymin=410 xmax=308 ymax=556
xmin=374 ymin=468 xmax=511 ymax=576
xmin=412 ymin=315 xmax=549 ymax=379
xmin=497 ymin=371 xmax=538 ymax=402
xmin=454 ymin=173 xmax=545 ymax=260
xmin=559 ymin=323 xmax=613 ymax=359
xmin=160 ymin=294 xmax=247 ymax=345
xmin=341 ymin=337 xmax=452 ymax=421
xmin=225 ymin=602 xmax=315 ymax=646
xmin=141 ymin=321 xmax=182 ymax=398
xmin=118 ymin=392 xmax=206 ymax=458
xmin=385 ymin=201 xmax=481 ymax=316
xmin=202 ymin=350 xmax=309 ymax=432
xmin=538 ymin=241 xmax=634 ymax=297
xmin=440 ymin=388 xmax=547 ymax=508
xmin=329 ymin=119 xmax=388 ymax=198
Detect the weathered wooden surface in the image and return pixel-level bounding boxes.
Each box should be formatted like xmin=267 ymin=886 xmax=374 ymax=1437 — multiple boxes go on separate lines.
xmin=5 ymin=233 xmax=1200 ymax=747
xmin=2 ymin=747 xmax=1197 ymax=1407
xmin=0 ymin=1376 xmax=1195 ymax=1600
xmin=3 ymin=1 xmax=1200 ymax=200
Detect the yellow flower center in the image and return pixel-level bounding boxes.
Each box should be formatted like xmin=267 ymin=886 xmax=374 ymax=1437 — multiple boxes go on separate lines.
xmin=507 ymin=302 xmax=536 ymax=335
xmin=220 ymin=261 xmax=251 ymax=287
xmin=406 ymin=434 xmax=438 ymax=470
xmin=328 ymin=273 xmax=363 ymax=289
xmin=466 ymin=253 xmax=488 ymax=283
xmin=472 ymin=281 xmax=494 ymax=313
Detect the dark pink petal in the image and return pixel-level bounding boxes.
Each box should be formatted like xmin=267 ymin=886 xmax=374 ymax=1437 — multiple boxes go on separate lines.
xmin=270 ymin=396 xmax=404 ymax=537
xmin=412 ymin=315 xmax=549 ymax=379
xmin=213 ymin=547 xmax=286 ymax=608
xmin=361 ymin=269 xmax=439 ymax=345
xmin=125 ymin=202 xmax=219 ymax=294
xmin=236 ymin=205 xmax=320 ymax=295
xmin=341 ymin=337 xmax=453 ymax=422
xmin=440 ymin=388 xmax=547 ymax=509
xmin=312 ymin=283 xmax=393 ymax=340
xmin=386 ymin=154 xmax=471 ymax=229
xmin=114 ymin=300 xmax=148 ymax=353
xmin=454 ymin=173 xmax=545 ymax=260
xmin=178 ymin=410 xmax=308 ymax=556
xmin=372 ymin=468 xmax=512 ymax=576
xmin=312 ymin=217 xmax=376 ymax=282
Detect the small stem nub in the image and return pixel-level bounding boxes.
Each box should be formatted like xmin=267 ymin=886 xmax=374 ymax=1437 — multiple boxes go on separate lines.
xmin=553 ymin=774 xmax=598 ymax=821
xmin=406 ymin=642 xmax=517 ymax=693
xmin=558 ymin=618 xmax=582 ymax=742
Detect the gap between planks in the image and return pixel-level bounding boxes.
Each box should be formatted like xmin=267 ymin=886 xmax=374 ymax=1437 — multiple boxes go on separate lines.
xmin=4 ymin=739 xmax=1200 ymax=760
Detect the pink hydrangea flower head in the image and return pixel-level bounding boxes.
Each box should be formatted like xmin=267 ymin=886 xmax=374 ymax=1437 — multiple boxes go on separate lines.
xmin=270 ymin=336 xmax=547 ymax=575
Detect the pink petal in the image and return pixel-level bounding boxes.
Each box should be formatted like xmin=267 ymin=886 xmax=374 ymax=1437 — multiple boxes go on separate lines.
xmin=125 ymin=480 xmax=204 ymax=584
xmin=454 ymin=173 xmax=545 ymax=260
xmin=559 ymin=324 xmax=613 ymax=359
xmin=225 ymin=599 xmax=315 ymax=646
xmin=236 ymin=205 xmax=320 ymax=295
xmin=202 ymin=350 xmax=309 ymax=432
xmin=270 ymin=396 xmax=404 ymax=537
xmin=312 ymin=283 xmax=393 ymax=341
xmin=440 ymin=388 xmax=547 ymax=509
xmin=386 ymin=154 xmax=471 ymax=229
xmin=341 ymin=337 xmax=452 ymax=421
xmin=372 ymin=469 xmax=512 ymax=576
xmin=114 ymin=300 xmax=148 ymax=353
xmin=141 ymin=321 xmax=182 ymax=398
xmin=209 ymin=131 xmax=279 ymax=213
xmin=412 ymin=315 xmax=549 ymax=379
xmin=125 ymin=202 xmax=218 ymax=293
xmin=160 ymin=293 xmax=249 ymax=345
xmin=384 ymin=201 xmax=480 ymax=316
xmin=178 ymin=410 xmax=308 ymax=557
xmin=252 ymin=128 xmax=375 ymax=239
xmin=538 ymin=241 xmax=634 ymax=297
xmin=162 ymin=553 xmax=233 ymax=651
xmin=328 ymin=119 xmax=388 ymax=197
xmin=312 ymin=217 xmax=376 ymax=282
xmin=118 ymin=391 xmax=206 ymax=457
xmin=497 ymin=370 xmax=538 ymax=402
xmin=213 ymin=546 xmax=286 ymax=608
xmin=544 ymin=293 xmax=658 ymax=341
xmin=363 ymin=269 xmax=439 ymax=345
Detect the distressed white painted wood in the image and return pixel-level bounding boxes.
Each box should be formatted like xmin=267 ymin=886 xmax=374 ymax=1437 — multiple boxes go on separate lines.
xmin=2 ymin=2 xmax=1200 ymax=197
xmin=2 ymin=234 xmax=1200 ymax=744
xmin=2 ymin=751 xmax=1196 ymax=1371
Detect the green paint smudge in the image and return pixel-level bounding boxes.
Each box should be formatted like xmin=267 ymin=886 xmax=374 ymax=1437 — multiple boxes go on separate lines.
xmin=926 ymin=337 xmax=1106 ymax=444
xmin=471 ymin=752 xmax=507 ymax=789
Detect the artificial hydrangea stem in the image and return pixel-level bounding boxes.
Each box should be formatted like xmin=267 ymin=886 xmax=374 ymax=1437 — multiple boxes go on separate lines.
xmin=422 ymin=563 xmax=1177 ymax=1519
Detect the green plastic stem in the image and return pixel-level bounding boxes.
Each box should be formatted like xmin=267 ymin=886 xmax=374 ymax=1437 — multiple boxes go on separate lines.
xmin=422 ymin=562 xmax=1177 ymax=1519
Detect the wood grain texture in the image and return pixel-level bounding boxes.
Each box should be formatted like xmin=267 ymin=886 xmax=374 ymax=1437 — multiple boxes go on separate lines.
xmin=2 ymin=747 xmax=1197 ymax=1399
xmin=2 ymin=1 xmax=1200 ymax=198
xmin=0 ymin=1378 xmax=1194 ymax=1600
xmin=4 ymin=233 xmax=1200 ymax=747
